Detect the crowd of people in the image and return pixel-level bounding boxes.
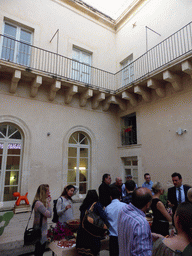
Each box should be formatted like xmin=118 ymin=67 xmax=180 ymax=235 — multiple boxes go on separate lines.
xmin=31 ymin=172 xmax=192 ymax=256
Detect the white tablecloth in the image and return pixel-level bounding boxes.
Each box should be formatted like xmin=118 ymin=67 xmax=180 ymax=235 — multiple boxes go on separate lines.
xmin=48 ymin=236 xmax=109 ymax=256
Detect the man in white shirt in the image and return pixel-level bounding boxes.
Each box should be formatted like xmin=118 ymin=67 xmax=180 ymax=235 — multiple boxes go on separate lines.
xmin=105 ymin=187 xmax=125 ymax=256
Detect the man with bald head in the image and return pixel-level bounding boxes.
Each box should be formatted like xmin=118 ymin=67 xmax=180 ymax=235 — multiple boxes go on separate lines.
xmin=110 ymin=177 xmax=123 ymax=194
xmin=118 ymin=187 xmax=153 ymax=256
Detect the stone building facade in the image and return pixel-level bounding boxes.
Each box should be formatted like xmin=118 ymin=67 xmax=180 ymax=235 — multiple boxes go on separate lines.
xmin=0 ymin=0 xmax=192 ymax=209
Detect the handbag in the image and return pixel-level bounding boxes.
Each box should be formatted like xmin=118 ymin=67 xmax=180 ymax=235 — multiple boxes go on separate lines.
xmin=82 ymin=202 xmax=108 ymax=237
xmin=24 ymin=200 xmax=43 ymax=246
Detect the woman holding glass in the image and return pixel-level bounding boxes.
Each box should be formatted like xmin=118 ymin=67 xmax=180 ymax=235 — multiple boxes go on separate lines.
xmin=56 ymin=185 xmax=75 ymax=226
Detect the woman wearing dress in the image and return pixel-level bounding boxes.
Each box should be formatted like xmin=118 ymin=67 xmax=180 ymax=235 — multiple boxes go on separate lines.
xmin=33 ymin=184 xmax=52 ymax=256
xmin=151 ymin=182 xmax=172 ymax=236
xmin=56 ymin=185 xmax=75 ymax=226
xmin=76 ymin=189 xmax=108 ymax=256
xmin=153 ymin=202 xmax=192 ymax=255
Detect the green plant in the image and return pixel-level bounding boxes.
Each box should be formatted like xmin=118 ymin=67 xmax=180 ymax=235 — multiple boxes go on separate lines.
xmin=160 ymin=191 xmax=168 ymax=206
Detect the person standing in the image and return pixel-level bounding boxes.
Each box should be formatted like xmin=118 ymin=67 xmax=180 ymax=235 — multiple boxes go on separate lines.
xmin=122 ymin=175 xmax=137 ymax=198
xmin=122 ymin=180 xmax=136 ymax=204
xmin=98 ymin=173 xmax=112 ymax=207
xmin=33 ymin=184 xmax=52 ymax=256
xmin=167 ymin=172 xmax=190 ymax=218
xmin=105 ymin=188 xmax=125 ymax=256
xmin=56 ymin=185 xmax=75 ymax=226
xmin=142 ymin=173 xmax=153 ymax=191
xmin=151 ymin=182 xmax=172 ymax=236
xmin=76 ymin=190 xmax=108 ymax=256
xmin=118 ymin=187 xmax=153 ymax=256
xmin=110 ymin=177 xmax=123 ymax=195
xmin=152 ymin=202 xmax=192 ymax=255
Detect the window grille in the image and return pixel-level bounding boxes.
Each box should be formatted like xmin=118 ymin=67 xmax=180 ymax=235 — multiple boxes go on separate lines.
xmin=121 ymin=113 xmax=137 ymax=145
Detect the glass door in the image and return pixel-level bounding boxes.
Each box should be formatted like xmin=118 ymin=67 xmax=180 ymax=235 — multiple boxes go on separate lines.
xmin=0 ymin=125 xmax=22 ymax=202
xmin=1 ymin=22 xmax=32 ymax=66
xmin=72 ymin=48 xmax=91 ymax=84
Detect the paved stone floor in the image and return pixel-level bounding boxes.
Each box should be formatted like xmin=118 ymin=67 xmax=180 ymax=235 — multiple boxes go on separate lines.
xmin=0 ymin=209 xmax=109 ymax=256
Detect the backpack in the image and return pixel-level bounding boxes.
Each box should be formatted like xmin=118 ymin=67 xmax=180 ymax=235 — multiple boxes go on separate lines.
xmin=52 ymin=197 xmax=63 ymax=223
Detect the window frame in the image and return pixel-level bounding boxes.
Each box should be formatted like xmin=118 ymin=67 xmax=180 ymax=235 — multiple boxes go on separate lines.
xmin=1 ymin=21 xmax=33 ymax=66
xmin=0 ymin=124 xmax=23 ymax=202
xmin=121 ymin=54 xmax=134 ymax=86
xmin=122 ymin=156 xmax=138 ymax=185
xmin=121 ymin=112 xmax=137 ymax=145
xmin=68 ymin=131 xmax=90 ymax=196
xmin=71 ymin=46 xmax=92 ymax=84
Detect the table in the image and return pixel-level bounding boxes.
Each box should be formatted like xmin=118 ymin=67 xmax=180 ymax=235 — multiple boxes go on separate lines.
xmin=48 ymin=236 xmax=109 ymax=256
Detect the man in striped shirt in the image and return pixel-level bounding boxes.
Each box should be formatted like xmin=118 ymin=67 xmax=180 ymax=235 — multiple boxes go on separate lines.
xmin=118 ymin=187 xmax=153 ymax=256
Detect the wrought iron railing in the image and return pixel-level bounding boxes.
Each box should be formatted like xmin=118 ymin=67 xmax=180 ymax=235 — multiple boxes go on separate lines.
xmin=0 ymin=34 xmax=115 ymax=91
xmin=116 ymin=21 xmax=192 ymax=91
xmin=0 ymin=21 xmax=192 ymax=92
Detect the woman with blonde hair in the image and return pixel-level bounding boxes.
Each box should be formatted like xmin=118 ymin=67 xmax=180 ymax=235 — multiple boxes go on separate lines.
xmin=151 ymin=182 xmax=172 ymax=236
xmin=33 ymin=184 xmax=52 ymax=256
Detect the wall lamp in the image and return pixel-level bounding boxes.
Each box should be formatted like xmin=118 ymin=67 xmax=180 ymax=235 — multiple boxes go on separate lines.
xmin=176 ymin=128 xmax=187 ymax=135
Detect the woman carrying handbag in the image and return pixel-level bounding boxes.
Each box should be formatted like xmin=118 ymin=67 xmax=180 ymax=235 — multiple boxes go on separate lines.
xmin=33 ymin=184 xmax=52 ymax=256
xmin=76 ymin=190 xmax=108 ymax=256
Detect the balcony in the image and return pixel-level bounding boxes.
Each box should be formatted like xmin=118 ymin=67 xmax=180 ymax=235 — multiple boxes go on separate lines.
xmin=0 ymin=21 xmax=192 ymax=111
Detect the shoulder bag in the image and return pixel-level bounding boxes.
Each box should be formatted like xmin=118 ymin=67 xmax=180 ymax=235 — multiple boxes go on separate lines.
xmin=82 ymin=202 xmax=108 ymax=237
xmin=24 ymin=200 xmax=43 ymax=246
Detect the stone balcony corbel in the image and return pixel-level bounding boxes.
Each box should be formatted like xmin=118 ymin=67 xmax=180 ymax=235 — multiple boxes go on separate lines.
xmin=134 ymin=85 xmax=151 ymax=102
xmin=49 ymin=80 xmax=61 ymax=101
xmin=163 ymin=70 xmax=182 ymax=91
xmin=92 ymin=92 xmax=105 ymax=109
xmin=64 ymin=85 xmax=78 ymax=104
xmin=79 ymin=89 xmax=93 ymax=107
xmin=181 ymin=60 xmax=192 ymax=78
xmin=122 ymin=91 xmax=138 ymax=106
xmin=147 ymin=78 xmax=165 ymax=98
xmin=103 ymin=95 xmax=126 ymax=111
xmin=30 ymin=75 xmax=42 ymax=97
xmin=10 ymin=70 xmax=21 ymax=93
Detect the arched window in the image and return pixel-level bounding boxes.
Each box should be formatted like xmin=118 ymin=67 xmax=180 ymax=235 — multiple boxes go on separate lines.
xmin=0 ymin=124 xmax=23 ymax=202
xmin=68 ymin=131 xmax=90 ymax=195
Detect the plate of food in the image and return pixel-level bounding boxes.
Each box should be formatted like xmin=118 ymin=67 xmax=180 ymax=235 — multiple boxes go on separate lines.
xmin=57 ymin=240 xmax=76 ymax=248
xmin=66 ymin=219 xmax=80 ymax=231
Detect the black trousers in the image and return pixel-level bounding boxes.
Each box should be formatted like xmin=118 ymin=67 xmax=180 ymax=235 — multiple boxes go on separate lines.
xmin=109 ymin=236 xmax=119 ymax=256
xmin=34 ymin=241 xmax=46 ymax=256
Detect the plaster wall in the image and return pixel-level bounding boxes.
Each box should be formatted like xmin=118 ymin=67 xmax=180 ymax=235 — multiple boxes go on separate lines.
xmin=0 ymin=0 xmax=116 ymax=72
xmin=115 ymin=0 xmax=192 ymax=69
xmin=0 ymin=81 xmax=120 ymax=205
xmin=118 ymin=73 xmax=192 ymax=190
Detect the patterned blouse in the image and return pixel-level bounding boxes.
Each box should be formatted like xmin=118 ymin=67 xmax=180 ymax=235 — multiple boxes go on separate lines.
xmin=33 ymin=200 xmax=52 ymax=244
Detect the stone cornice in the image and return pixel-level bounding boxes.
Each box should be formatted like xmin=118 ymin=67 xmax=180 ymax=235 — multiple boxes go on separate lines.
xmin=53 ymin=0 xmax=146 ymax=32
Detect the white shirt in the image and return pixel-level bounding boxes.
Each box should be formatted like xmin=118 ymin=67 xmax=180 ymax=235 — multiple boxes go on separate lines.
xmin=176 ymin=185 xmax=185 ymax=203
xmin=56 ymin=197 xmax=74 ymax=225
